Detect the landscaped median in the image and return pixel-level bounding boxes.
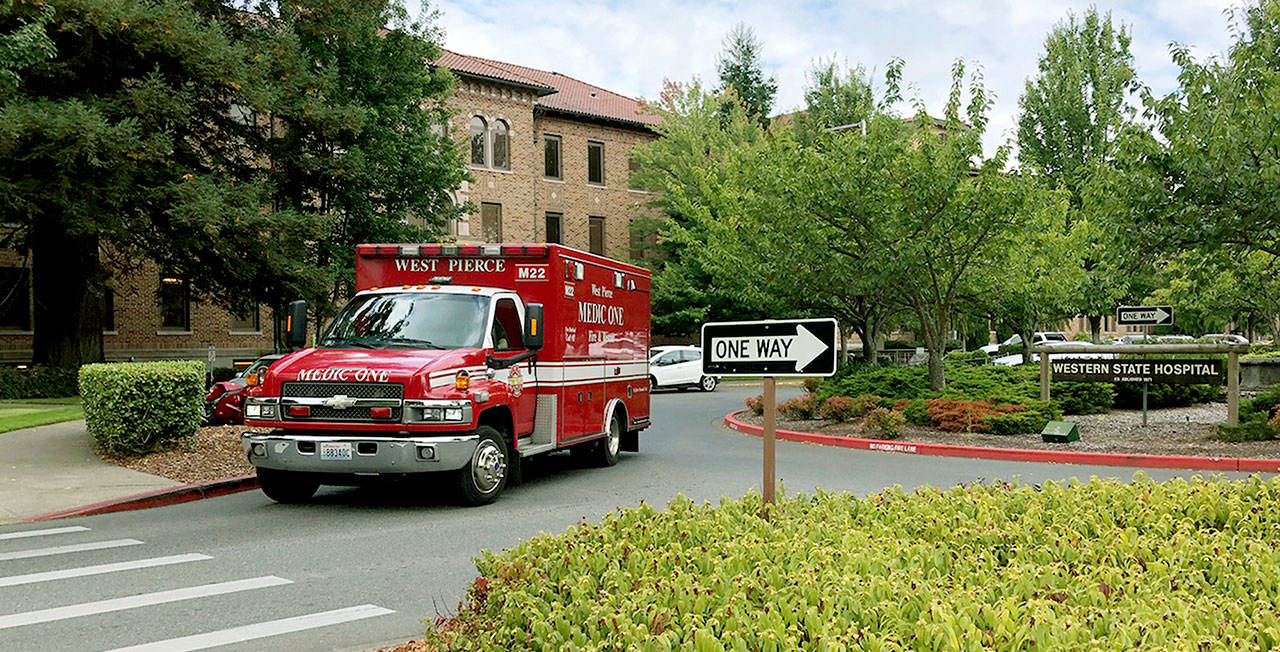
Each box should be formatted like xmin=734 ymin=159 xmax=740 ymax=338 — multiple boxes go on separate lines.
xmin=388 ymin=477 xmax=1280 ymax=650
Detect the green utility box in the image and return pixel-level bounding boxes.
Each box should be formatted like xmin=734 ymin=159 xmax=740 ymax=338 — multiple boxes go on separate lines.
xmin=1042 ymin=421 xmax=1080 ymax=443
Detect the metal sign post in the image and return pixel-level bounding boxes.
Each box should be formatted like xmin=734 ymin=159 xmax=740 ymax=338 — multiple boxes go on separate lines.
xmin=702 ymin=318 xmax=839 ymax=517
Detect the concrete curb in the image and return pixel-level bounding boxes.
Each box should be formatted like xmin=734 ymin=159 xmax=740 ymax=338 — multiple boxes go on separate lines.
xmin=724 ymin=411 xmax=1280 ymax=473
xmin=25 ymin=474 xmax=260 ymax=522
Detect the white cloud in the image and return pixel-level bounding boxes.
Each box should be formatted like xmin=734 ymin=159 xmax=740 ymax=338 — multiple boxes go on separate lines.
xmin=420 ymin=0 xmax=1239 ymax=156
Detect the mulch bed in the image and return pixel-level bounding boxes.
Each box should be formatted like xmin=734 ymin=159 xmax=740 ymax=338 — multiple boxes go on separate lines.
xmin=738 ymin=402 xmax=1280 ymax=459
xmin=99 ymin=425 xmax=264 ymax=484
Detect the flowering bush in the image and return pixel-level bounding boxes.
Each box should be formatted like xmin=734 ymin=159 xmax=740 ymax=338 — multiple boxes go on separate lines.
xmin=859 ymin=407 xmax=905 ymax=439
xmin=743 ymin=395 xmax=765 ymax=417
xmin=925 ymin=398 xmax=1022 ymax=433
xmin=818 ymin=396 xmax=858 ymax=422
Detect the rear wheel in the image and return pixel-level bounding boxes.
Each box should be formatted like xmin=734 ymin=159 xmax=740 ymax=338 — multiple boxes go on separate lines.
xmin=258 ymin=468 xmax=319 ymax=503
xmin=456 ymin=425 xmax=508 ymax=506
xmin=700 ymin=375 xmax=718 ymax=392
xmin=649 ymin=375 xmax=659 ymax=391
xmin=592 ymin=414 xmax=622 ymax=467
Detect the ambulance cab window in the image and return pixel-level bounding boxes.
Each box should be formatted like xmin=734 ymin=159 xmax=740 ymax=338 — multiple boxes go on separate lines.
xmin=491 ymin=298 xmax=523 ymax=351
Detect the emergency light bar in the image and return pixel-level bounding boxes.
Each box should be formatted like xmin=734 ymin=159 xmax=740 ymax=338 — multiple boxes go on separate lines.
xmin=358 ymin=244 xmax=551 ymax=258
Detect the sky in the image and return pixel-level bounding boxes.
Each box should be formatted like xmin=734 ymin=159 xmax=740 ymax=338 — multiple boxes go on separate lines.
xmin=417 ymin=0 xmax=1241 ymax=156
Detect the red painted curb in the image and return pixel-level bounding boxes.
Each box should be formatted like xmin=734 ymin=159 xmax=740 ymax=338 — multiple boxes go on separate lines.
xmin=724 ymin=411 xmax=1280 ymax=473
xmin=25 ymin=474 xmax=260 ymax=522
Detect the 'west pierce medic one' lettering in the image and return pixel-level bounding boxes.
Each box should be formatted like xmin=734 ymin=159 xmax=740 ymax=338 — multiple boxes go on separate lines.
xmin=395 ymin=258 xmax=506 ymax=273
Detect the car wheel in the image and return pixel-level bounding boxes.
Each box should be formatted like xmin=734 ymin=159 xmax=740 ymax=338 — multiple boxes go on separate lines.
xmin=456 ymin=425 xmax=508 ymax=506
xmin=700 ymin=375 xmax=718 ymax=392
xmin=649 ymin=375 xmax=659 ymax=391
xmin=258 ymin=468 xmax=319 ymax=504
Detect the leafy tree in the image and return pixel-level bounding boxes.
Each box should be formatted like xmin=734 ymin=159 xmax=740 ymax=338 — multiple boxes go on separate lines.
xmin=243 ymin=0 xmax=469 ymax=325
xmin=1017 ymin=8 xmax=1141 ymax=341
xmin=0 ymin=0 xmax=321 ymax=367
xmin=792 ymin=59 xmax=874 ymax=144
xmin=1147 ymin=251 xmax=1280 ymax=340
xmin=0 ymin=0 xmax=53 ymax=94
xmin=715 ymin=23 xmax=776 ymax=125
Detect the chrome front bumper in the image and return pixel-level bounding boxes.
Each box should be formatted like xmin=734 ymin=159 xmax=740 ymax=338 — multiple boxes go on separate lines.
xmin=240 ymin=432 xmax=478 ymax=474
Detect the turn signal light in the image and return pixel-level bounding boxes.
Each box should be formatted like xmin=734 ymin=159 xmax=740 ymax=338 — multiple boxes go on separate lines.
xmin=246 ymin=373 xmax=260 ymax=387
xmin=287 ymin=405 xmax=310 ymax=417
xmin=455 ymin=371 xmax=470 ymax=390
xmin=370 ymin=407 xmax=392 ymax=419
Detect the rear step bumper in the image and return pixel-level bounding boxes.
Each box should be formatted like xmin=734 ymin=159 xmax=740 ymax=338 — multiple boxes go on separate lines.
xmin=241 ymin=432 xmax=478 ymax=474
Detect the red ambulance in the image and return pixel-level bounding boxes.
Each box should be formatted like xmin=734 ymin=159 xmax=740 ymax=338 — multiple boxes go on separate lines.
xmin=241 ymin=243 xmax=651 ymax=505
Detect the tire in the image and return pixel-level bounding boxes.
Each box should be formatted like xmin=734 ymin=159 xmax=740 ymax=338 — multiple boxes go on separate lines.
xmin=455 ymin=425 xmax=508 ymax=506
xmin=649 ymin=375 xmax=659 ymax=391
xmin=699 ymin=375 xmax=718 ymax=392
xmin=591 ymin=413 xmax=622 ymax=467
xmin=258 ymin=468 xmax=319 ymax=503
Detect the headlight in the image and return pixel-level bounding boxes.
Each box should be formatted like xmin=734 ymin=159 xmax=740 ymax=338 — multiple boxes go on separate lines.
xmin=244 ymin=398 xmax=278 ymax=420
xmin=404 ymin=400 xmax=471 ymax=423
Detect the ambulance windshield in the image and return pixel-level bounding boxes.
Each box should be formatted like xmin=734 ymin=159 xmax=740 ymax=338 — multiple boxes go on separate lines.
xmin=320 ymin=293 xmax=489 ymax=350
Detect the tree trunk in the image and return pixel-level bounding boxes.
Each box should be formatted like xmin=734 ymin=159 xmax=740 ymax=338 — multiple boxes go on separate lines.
xmin=860 ymin=317 xmax=880 ymax=363
xmin=1088 ymin=315 xmax=1101 ymax=343
xmin=31 ymin=218 xmax=103 ymax=368
xmin=1020 ymin=329 xmax=1034 ymax=365
xmin=917 ymin=305 xmax=948 ymax=391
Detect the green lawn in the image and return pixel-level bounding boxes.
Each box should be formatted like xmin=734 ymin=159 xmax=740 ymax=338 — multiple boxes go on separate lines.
xmin=0 ymin=404 xmax=84 ymax=433
xmin=0 ymin=397 xmax=82 ymax=405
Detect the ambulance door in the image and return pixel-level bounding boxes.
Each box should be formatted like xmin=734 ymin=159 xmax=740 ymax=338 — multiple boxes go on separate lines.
xmin=489 ymin=296 xmax=536 ymax=437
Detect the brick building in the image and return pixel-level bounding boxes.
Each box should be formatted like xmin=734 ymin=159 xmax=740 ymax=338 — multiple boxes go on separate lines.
xmin=0 ymin=50 xmax=659 ymax=368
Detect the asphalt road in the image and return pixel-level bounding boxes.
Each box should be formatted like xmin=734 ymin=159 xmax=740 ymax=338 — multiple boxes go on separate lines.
xmin=0 ymin=384 xmax=1259 ymax=652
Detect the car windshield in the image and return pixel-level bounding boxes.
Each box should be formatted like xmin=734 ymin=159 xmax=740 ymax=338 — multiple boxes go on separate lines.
xmin=237 ymin=358 xmax=275 ymax=379
xmin=320 ymin=293 xmax=489 ymax=350
xmin=1044 ymin=333 xmax=1067 ymax=341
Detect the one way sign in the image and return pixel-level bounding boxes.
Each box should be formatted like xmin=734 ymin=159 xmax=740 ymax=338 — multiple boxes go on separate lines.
xmin=1117 ymin=305 xmax=1174 ymax=327
xmin=701 ymin=318 xmax=839 ymax=377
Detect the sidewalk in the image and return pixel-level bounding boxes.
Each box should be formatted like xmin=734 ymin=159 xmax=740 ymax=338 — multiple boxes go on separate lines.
xmin=0 ymin=420 xmax=178 ymax=524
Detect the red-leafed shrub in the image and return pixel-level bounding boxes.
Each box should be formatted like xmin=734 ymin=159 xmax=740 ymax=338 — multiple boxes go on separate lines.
xmin=778 ymin=394 xmax=820 ymax=420
xmin=819 ymin=396 xmax=859 ymax=422
xmin=744 ymin=395 xmax=765 ymax=417
xmin=859 ymin=407 xmax=905 ymax=439
xmin=925 ymin=398 xmax=1017 ymax=433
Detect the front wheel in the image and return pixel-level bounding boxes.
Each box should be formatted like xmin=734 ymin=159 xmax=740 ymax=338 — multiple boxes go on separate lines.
xmin=700 ymin=375 xmax=718 ymax=392
xmin=258 ymin=468 xmax=319 ymax=503
xmin=456 ymin=425 xmax=508 ymax=506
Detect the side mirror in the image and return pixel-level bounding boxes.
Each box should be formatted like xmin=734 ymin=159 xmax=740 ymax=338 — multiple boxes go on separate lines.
xmin=523 ymin=303 xmax=544 ymax=350
xmin=286 ymin=300 xmax=308 ymax=350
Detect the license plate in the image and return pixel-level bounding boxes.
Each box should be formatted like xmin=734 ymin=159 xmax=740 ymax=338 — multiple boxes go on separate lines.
xmin=319 ymin=442 xmax=352 ymax=461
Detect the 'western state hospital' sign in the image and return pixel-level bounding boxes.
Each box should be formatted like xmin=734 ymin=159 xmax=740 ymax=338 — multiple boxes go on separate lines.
xmin=1051 ymin=358 xmax=1223 ymax=384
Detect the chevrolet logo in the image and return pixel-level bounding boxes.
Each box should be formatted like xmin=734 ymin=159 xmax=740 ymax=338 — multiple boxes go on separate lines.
xmin=323 ymin=395 xmax=358 ymax=410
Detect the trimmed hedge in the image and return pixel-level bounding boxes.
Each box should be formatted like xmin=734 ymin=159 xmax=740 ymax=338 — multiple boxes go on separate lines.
xmin=0 ymin=365 xmax=79 ymax=399
xmin=429 ymin=477 xmax=1280 ymax=650
xmin=79 ymin=361 xmax=205 ymax=456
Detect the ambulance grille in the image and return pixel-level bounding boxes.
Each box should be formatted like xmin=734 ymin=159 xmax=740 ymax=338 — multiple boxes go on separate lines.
xmin=303 ymin=406 xmax=404 ymax=422
xmin=281 ymin=382 xmax=404 ymax=399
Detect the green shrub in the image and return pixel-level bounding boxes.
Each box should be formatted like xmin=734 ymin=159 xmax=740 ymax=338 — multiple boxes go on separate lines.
xmin=0 ymin=365 xmax=80 ymax=399
xmin=1054 ymin=381 xmax=1115 ymax=415
xmin=1241 ymin=385 xmax=1280 ymax=423
xmin=896 ymin=398 xmax=933 ymax=426
xmin=79 ymin=361 xmax=205 ymax=456
xmin=945 ymin=349 xmax=989 ymax=364
xmin=987 ymin=409 xmax=1053 ymax=436
xmin=1251 ymin=343 xmax=1277 ymax=355
xmin=776 ymin=394 xmax=819 ymax=420
xmin=1215 ymin=419 xmax=1278 ymax=442
xmin=430 ymin=477 xmax=1280 ymax=650
xmin=859 ymin=407 xmax=904 ymax=439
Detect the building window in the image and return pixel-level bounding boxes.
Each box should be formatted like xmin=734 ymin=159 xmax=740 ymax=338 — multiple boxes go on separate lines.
xmin=481 ymin=203 xmax=502 ymax=242
xmin=158 ymin=275 xmax=191 ymax=331
xmin=231 ymin=303 xmax=260 ymax=332
xmin=0 ymin=267 xmax=31 ymax=331
xmin=545 ymin=212 xmax=562 ymax=244
xmin=101 ymin=288 xmax=115 ymax=332
xmin=588 ymin=141 xmax=605 ymax=185
xmin=469 ymin=116 xmax=487 ymax=166
xmin=589 ymin=216 xmax=605 ymax=255
xmin=543 ymin=134 xmax=561 ymax=179
xmin=491 ymin=119 xmax=509 ymax=170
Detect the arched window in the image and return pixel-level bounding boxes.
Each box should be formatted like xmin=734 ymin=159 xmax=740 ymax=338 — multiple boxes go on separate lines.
xmin=491 ymin=120 xmax=510 ymax=170
xmin=469 ymin=116 xmax=487 ymax=166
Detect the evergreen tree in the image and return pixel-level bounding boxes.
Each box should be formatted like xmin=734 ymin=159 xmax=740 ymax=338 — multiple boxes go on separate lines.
xmin=716 ymin=23 xmax=776 ymax=125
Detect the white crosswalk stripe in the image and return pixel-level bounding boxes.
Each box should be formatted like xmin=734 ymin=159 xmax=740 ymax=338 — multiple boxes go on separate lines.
xmin=0 ymin=553 xmax=212 ymax=588
xmin=0 ymin=526 xmax=90 ymax=541
xmin=103 ymin=605 xmax=397 ymax=652
xmin=0 ymin=576 xmax=292 ymax=630
xmin=0 ymin=538 xmax=143 ymax=561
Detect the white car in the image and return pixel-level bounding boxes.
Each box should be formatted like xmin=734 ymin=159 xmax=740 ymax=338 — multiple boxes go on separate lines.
xmin=980 ymin=331 xmax=1069 ymax=356
xmin=649 ymin=346 xmax=718 ymax=392
xmin=993 ymin=341 xmax=1113 ymax=366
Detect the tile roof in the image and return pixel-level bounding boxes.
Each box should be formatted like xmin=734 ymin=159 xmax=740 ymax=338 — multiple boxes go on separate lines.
xmin=436 ymin=50 xmax=660 ymax=129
